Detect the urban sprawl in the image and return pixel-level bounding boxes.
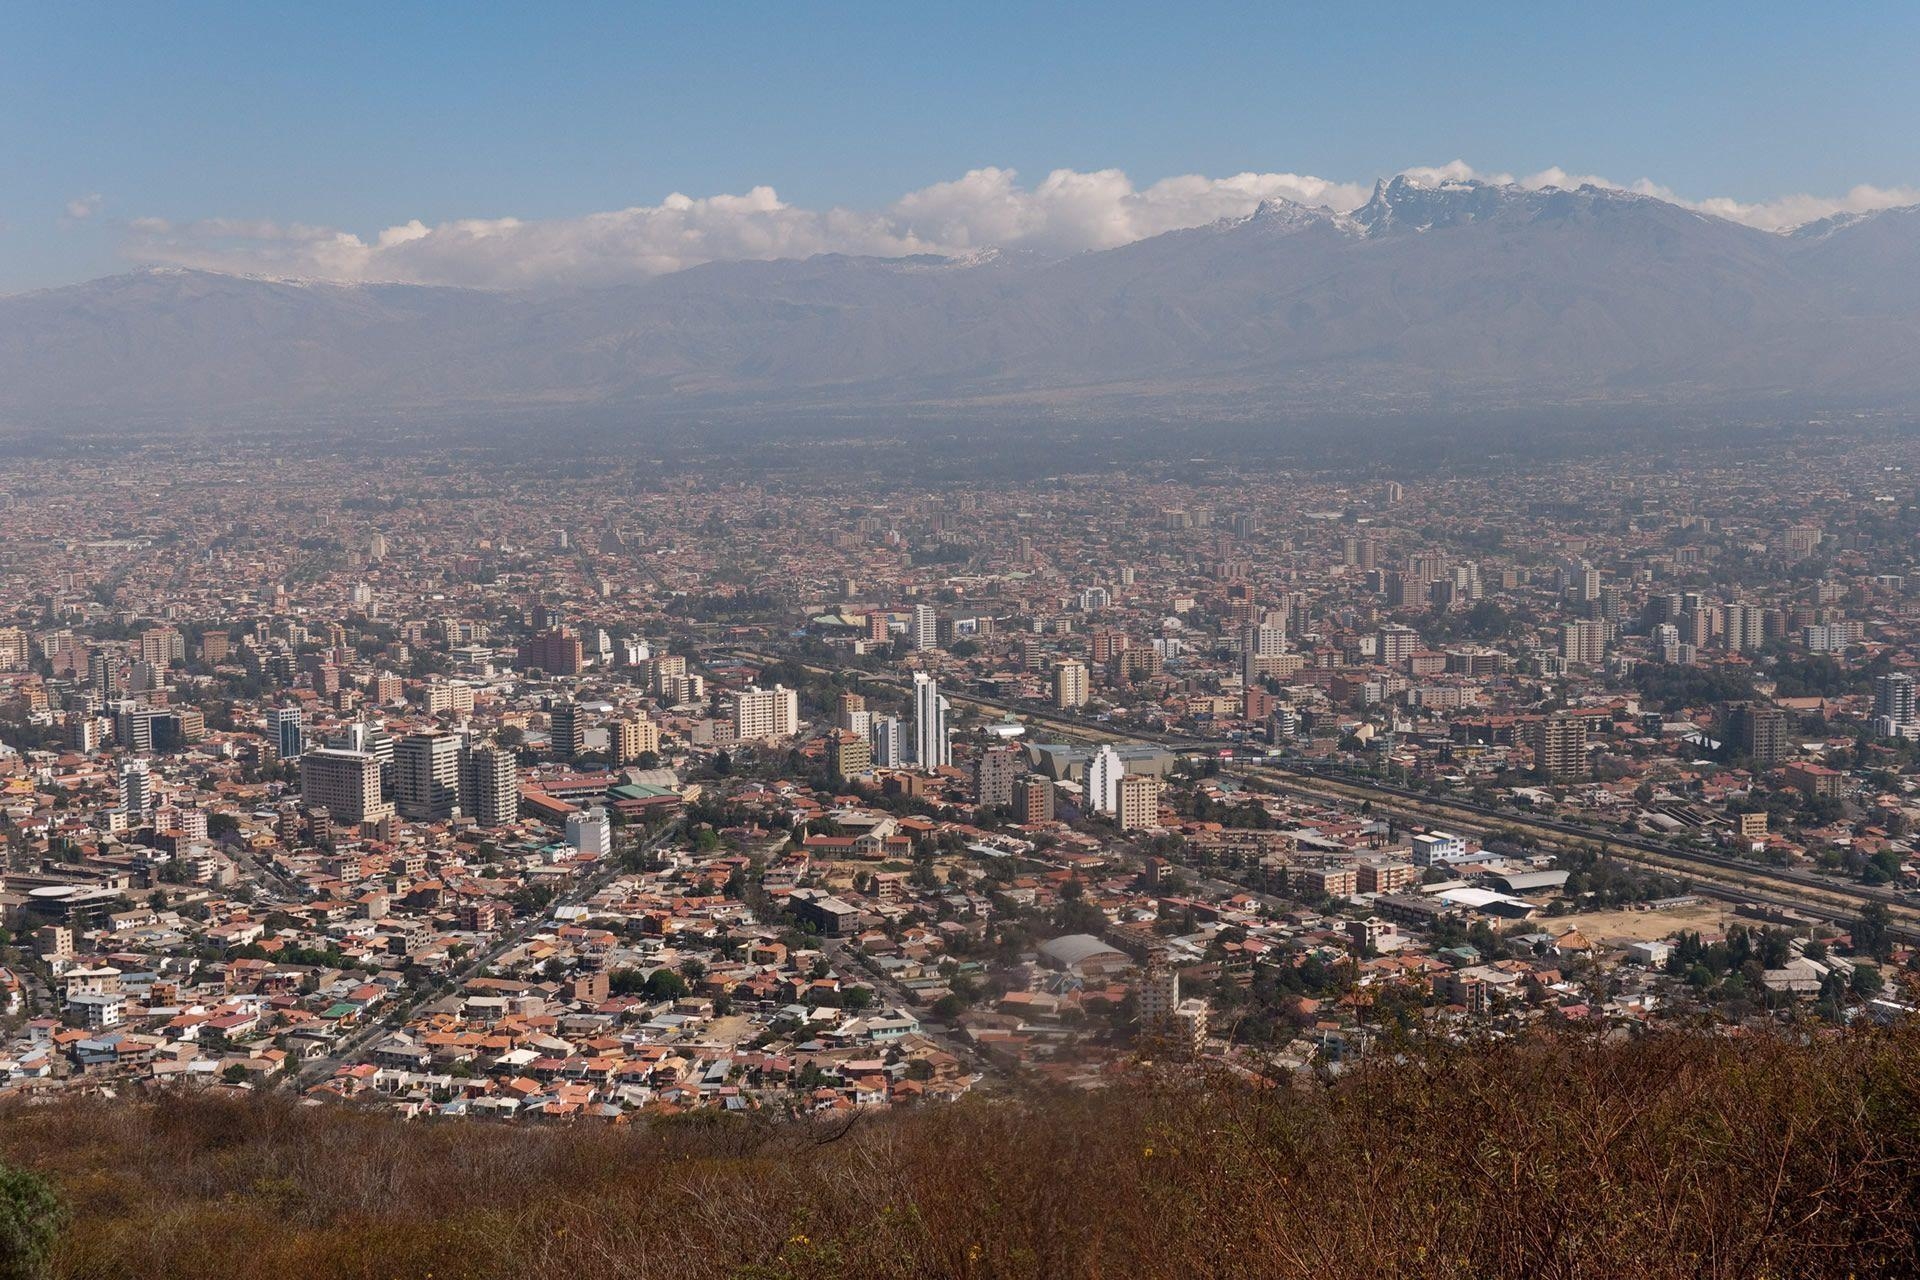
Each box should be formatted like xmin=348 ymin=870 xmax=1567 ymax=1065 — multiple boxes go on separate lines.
xmin=0 ymin=437 xmax=1917 ymax=1120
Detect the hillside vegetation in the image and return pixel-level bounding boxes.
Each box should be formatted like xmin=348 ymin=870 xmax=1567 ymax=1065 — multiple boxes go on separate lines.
xmin=4 ymin=1026 xmax=1920 ymax=1279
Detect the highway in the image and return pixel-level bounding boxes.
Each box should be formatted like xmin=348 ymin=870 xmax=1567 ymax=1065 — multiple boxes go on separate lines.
xmin=725 ymin=646 xmax=1920 ymax=939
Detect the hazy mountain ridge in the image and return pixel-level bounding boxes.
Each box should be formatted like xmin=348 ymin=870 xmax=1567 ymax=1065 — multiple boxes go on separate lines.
xmin=4 ymin=178 xmax=1920 ymax=429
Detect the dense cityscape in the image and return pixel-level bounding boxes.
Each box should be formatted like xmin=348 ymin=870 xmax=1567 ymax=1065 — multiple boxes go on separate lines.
xmin=0 ymin=434 xmax=1914 ymax=1120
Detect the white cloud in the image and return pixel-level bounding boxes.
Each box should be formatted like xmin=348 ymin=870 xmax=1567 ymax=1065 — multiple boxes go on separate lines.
xmin=64 ymin=193 xmax=103 ymax=221
xmin=1686 ymin=183 xmax=1920 ymax=232
xmin=119 ymin=162 xmax=1920 ymax=288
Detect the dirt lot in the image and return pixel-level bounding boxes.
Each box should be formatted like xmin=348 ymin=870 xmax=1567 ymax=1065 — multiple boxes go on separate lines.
xmin=1547 ymin=899 xmax=1736 ymax=946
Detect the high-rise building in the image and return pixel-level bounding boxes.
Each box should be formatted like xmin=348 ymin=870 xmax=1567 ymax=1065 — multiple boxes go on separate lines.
xmin=113 ymin=702 xmax=157 ymax=754
xmin=1053 ymin=659 xmax=1090 ymax=709
xmin=1013 ymin=774 xmax=1055 ymax=824
xmin=517 ymin=628 xmax=584 ymax=676
xmin=138 ymin=627 xmax=185 ymax=670
xmin=911 ymin=672 xmax=949 ymax=771
xmin=910 ymin=604 xmax=938 ymax=652
xmin=333 ymin=721 xmax=397 ymax=800
xmin=1723 ymin=603 xmax=1764 ymax=655
xmin=1086 ymin=743 xmax=1124 ymax=815
xmin=1117 ymin=772 xmax=1160 ymax=831
xmin=1376 ymin=625 xmax=1419 ymax=668
xmin=610 ymin=716 xmax=661 ymax=764
xmin=0 ymin=626 xmax=30 ymax=671
xmin=1728 ymin=702 xmax=1790 ymax=766
xmin=566 ymin=806 xmax=612 ymax=857
xmin=548 ymin=701 xmax=584 ymax=758
xmin=1140 ymin=953 xmax=1180 ymax=1028
xmin=1560 ymin=619 xmax=1610 ymax=666
xmin=1242 ymin=622 xmax=1288 ymax=683
xmin=300 ymin=748 xmax=389 ymax=825
xmin=732 ymin=684 xmax=801 ymax=741
xmin=1528 ymin=715 xmax=1589 ymax=780
xmin=396 ymin=729 xmax=463 ymax=820
xmin=870 ymin=716 xmax=906 ymax=768
xmin=1654 ymin=624 xmax=1682 ymax=664
xmin=119 ymin=757 xmax=151 ymax=820
xmin=88 ymin=647 xmax=118 ymax=700
xmin=459 ymin=742 xmax=519 ymax=827
xmin=1874 ymin=673 xmax=1918 ymax=737
xmin=270 ymin=706 xmax=304 ymax=762
xmin=68 ymin=713 xmax=102 ymax=753
xmin=974 ymin=745 xmax=1023 ymax=808
xmin=827 ymin=730 xmax=871 ymax=780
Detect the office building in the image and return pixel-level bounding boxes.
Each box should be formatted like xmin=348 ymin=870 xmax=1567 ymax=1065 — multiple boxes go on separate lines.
xmin=112 ymin=702 xmax=156 ymax=754
xmin=1723 ymin=603 xmax=1765 ymax=655
xmin=68 ymin=713 xmax=103 ymax=753
xmin=333 ymin=721 xmax=397 ymax=800
xmin=270 ymin=706 xmax=304 ymax=762
xmin=1242 ymin=622 xmax=1288 ymax=683
xmin=566 ymin=806 xmax=612 ymax=857
xmin=300 ymin=748 xmax=389 ymax=825
xmin=1876 ymin=673 xmax=1918 ymax=729
xmin=396 ymin=729 xmax=462 ymax=821
xmin=548 ymin=700 xmax=584 ymax=758
xmin=88 ymin=647 xmax=118 ymax=699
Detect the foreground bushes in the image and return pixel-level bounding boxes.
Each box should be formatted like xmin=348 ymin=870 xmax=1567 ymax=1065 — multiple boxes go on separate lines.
xmin=5 ymin=1026 xmax=1920 ymax=1279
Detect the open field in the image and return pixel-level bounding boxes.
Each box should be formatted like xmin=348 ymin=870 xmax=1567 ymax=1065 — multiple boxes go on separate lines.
xmin=1547 ymin=900 xmax=1738 ymax=946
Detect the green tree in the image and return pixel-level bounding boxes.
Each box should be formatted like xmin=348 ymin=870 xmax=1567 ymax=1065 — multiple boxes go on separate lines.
xmin=644 ymin=968 xmax=689 ymax=1000
xmin=0 ymin=1160 xmax=64 ymax=1280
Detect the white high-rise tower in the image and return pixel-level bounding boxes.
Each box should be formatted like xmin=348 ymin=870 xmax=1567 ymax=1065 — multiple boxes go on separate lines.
xmin=912 ymin=671 xmax=949 ymax=771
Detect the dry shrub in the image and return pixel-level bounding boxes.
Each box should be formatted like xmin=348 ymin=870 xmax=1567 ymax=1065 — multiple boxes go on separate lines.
xmin=6 ymin=1025 xmax=1920 ymax=1279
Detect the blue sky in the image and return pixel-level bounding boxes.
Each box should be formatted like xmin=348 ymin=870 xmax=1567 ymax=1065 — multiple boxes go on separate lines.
xmin=5 ymin=1 xmax=1919 ymax=292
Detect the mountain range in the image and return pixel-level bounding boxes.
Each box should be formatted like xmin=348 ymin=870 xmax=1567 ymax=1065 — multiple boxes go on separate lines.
xmin=5 ymin=177 xmax=1920 ymax=433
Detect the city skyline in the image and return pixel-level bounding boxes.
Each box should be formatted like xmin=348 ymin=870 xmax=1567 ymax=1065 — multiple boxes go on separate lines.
xmin=6 ymin=8 xmax=1920 ymax=1274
